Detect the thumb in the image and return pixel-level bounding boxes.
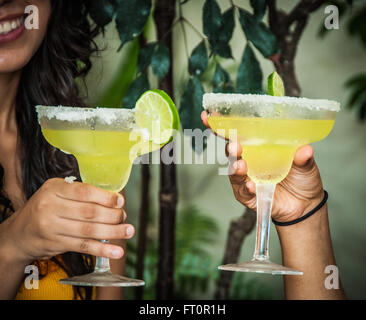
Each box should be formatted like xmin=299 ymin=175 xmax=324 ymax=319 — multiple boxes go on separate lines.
xmin=293 ymin=145 xmax=314 ymax=167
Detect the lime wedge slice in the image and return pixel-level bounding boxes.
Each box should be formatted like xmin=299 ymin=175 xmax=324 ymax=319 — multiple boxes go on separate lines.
xmin=135 ymin=89 xmax=180 ymax=145
xmin=268 ymin=71 xmax=285 ymax=96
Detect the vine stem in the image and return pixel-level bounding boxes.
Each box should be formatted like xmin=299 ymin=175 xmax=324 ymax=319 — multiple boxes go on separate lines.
xmin=181 ymin=17 xmax=206 ymax=40
xmin=180 ymin=19 xmax=190 ymax=60
xmin=229 ymin=0 xmax=236 ymax=8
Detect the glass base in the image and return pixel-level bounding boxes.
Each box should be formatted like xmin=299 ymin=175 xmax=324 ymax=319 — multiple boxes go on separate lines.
xmin=218 ymin=259 xmax=303 ymax=275
xmin=60 ymin=271 xmax=145 ymax=287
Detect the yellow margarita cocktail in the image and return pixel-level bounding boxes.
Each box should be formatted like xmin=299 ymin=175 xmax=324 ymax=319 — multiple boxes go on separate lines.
xmin=203 ymin=93 xmax=340 ymax=275
xmin=36 ymin=90 xmax=179 ymax=287
xmin=41 ymin=127 xmax=158 ymax=192
xmin=207 ymin=117 xmax=335 ymax=184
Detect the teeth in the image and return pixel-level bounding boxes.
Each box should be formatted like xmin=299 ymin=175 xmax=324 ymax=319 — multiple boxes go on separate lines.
xmin=0 ymin=16 xmax=23 ymax=35
xmin=3 ymin=22 xmax=11 ymax=33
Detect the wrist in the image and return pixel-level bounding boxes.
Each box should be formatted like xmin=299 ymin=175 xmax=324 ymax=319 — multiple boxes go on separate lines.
xmin=0 ymin=218 xmax=34 ymax=266
xmin=273 ymin=190 xmax=328 ymax=227
xmin=0 ymin=238 xmax=32 ymax=268
xmin=276 ymin=204 xmax=329 ymax=240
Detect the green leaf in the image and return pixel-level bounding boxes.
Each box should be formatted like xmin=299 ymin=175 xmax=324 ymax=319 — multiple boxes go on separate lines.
xmin=203 ymin=0 xmax=222 ymax=39
xmin=189 ymin=41 xmax=208 ymax=76
xmin=137 ymin=42 xmax=157 ymax=73
xmin=212 ymin=41 xmax=233 ymax=58
xmin=250 ymin=0 xmax=267 ymax=21
xmin=219 ymin=8 xmax=235 ymax=43
xmin=345 ymin=73 xmax=366 ymax=88
xmin=346 ymin=86 xmax=366 ymax=109
xmin=180 ymin=76 xmax=206 ymax=152
xmin=213 ymin=63 xmax=234 ymax=93
xmin=207 ymin=7 xmax=234 ymax=59
xmin=238 ymin=8 xmax=279 ymax=58
xmin=359 ymin=102 xmax=366 ymax=121
xmin=237 ymin=44 xmax=263 ymax=94
xmin=347 ymin=5 xmax=366 ymax=47
xmin=151 ymin=43 xmax=170 ymax=80
xmin=123 ymin=73 xmax=150 ymax=108
xmin=89 ymin=0 xmax=115 ymax=27
xmin=180 ymin=76 xmax=205 ymax=131
xmin=115 ymin=0 xmax=152 ymax=49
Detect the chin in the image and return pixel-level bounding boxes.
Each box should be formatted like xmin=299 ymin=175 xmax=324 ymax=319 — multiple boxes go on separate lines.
xmin=0 ymin=50 xmax=33 ymax=74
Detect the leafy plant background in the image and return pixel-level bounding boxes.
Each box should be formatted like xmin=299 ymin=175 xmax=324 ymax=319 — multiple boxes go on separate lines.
xmin=82 ymin=0 xmax=366 ymax=299
xmin=124 ymin=206 xmax=271 ymax=299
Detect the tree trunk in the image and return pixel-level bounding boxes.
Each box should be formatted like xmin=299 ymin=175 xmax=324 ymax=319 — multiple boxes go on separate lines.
xmin=267 ymin=0 xmax=326 ymax=97
xmin=135 ymin=162 xmax=150 ymax=300
xmin=154 ymin=0 xmax=177 ymax=300
xmin=214 ymin=208 xmax=256 ymax=300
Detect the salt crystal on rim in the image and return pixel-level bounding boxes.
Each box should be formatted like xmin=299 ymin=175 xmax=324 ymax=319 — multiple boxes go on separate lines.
xmin=202 ymin=93 xmax=340 ymax=112
xmin=35 ymin=105 xmax=136 ymax=127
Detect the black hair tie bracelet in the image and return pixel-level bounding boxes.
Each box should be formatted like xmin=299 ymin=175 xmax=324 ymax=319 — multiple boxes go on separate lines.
xmin=272 ymin=190 xmax=328 ymax=227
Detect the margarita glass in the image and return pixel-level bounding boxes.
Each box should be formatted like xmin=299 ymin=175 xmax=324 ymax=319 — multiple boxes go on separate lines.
xmin=36 ymin=105 xmax=159 ymax=286
xmin=203 ymin=93 xmax=340 ymax=275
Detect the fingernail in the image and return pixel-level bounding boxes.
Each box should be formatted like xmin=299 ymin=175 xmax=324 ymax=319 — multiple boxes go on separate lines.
xmin=116 ymin=196 xmax=124 ymax=208
xmin=111 ymin=248 xmax=122 ymax=258
xmin=126 ymin=226 xmax=134 ymax=237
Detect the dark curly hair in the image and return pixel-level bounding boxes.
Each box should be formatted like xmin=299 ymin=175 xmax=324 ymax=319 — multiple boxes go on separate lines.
xmin=0 ymin=0 xmax=103 ymax=299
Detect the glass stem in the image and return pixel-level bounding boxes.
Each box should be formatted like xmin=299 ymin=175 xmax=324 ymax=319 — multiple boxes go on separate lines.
xmin=94 ymin=240 xmax=111 ymax=273
xmin=253 ymin=184 xmax=276 ymax=261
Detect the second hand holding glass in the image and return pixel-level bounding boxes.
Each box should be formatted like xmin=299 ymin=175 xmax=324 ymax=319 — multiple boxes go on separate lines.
xmin=203 ymin=72 xmax=340 ymax=275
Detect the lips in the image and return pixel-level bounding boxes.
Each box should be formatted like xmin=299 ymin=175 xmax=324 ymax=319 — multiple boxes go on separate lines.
xmin=0 ymin=14 xmax=26 ymax=45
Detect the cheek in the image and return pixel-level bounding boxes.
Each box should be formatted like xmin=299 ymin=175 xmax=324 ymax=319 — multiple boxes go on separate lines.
xmin=0 ymin=0 xmax=51 ymax=73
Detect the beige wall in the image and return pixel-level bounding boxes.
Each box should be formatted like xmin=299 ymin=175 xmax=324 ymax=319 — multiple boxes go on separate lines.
xmin=86 ymin=0 xmax=366 ymax=299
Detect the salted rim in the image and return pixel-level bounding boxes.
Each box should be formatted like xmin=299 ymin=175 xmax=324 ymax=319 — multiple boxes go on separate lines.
xmin=202 ymin=93 xmax=341 ymax=112
xmin=36 ymin=105 xmax=136 ymax=126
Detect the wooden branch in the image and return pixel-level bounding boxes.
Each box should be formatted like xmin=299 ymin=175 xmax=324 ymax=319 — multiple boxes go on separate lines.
xmin=214 ymin=208 xmax=256 ymax=300
xmin=286 ymin=0 xmax=327 ymax=27
xmin=293 ymin=17 xmax=308 ymax=44
xmin=155 ymin=0 xmax=178 ymax=300
xmin=267 ymin=0 xmax=278 ymax=30
xmin=135 ymin=162 xmax=151 ymax=300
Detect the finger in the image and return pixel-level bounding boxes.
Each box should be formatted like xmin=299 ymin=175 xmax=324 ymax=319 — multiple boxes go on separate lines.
xmin=245 ymin=180 xmax=256 ymax=194
xmin=229 ymin=162 xmax=248 ymax=186
xmin=56 ymin=181 xmax=124 ymax=209
xmin=60 ymin=236 xmax=125 ymax=259
xmin=226 ymin=141 xmax=242 ymax=158
xmin=233 ymin=159 xmax=247 ymax=176
xmin=57 ymin=202 xmax=125 ymax=225
xmin=293 ymin=145 xmax=314 ymax=167
xmin=201 ymin=110 xmax=210 ymax=128
xmin=57 ymin=219 xmax=135 ymax=240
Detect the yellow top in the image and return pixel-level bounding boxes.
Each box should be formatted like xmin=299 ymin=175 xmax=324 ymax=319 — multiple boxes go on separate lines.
xmin=15 ymin=256 xmax=95 ymax=300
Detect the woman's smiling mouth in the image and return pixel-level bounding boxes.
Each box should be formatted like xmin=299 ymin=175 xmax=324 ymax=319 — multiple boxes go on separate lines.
xmin=0 ymin=14 xmax=25 ymax=44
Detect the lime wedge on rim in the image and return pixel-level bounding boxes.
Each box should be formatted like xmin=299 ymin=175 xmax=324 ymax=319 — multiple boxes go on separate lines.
xmin=135 ymin=89 xmax=180 ymax=145
xmin=268 ymin=71 xmax=285 ymax=96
